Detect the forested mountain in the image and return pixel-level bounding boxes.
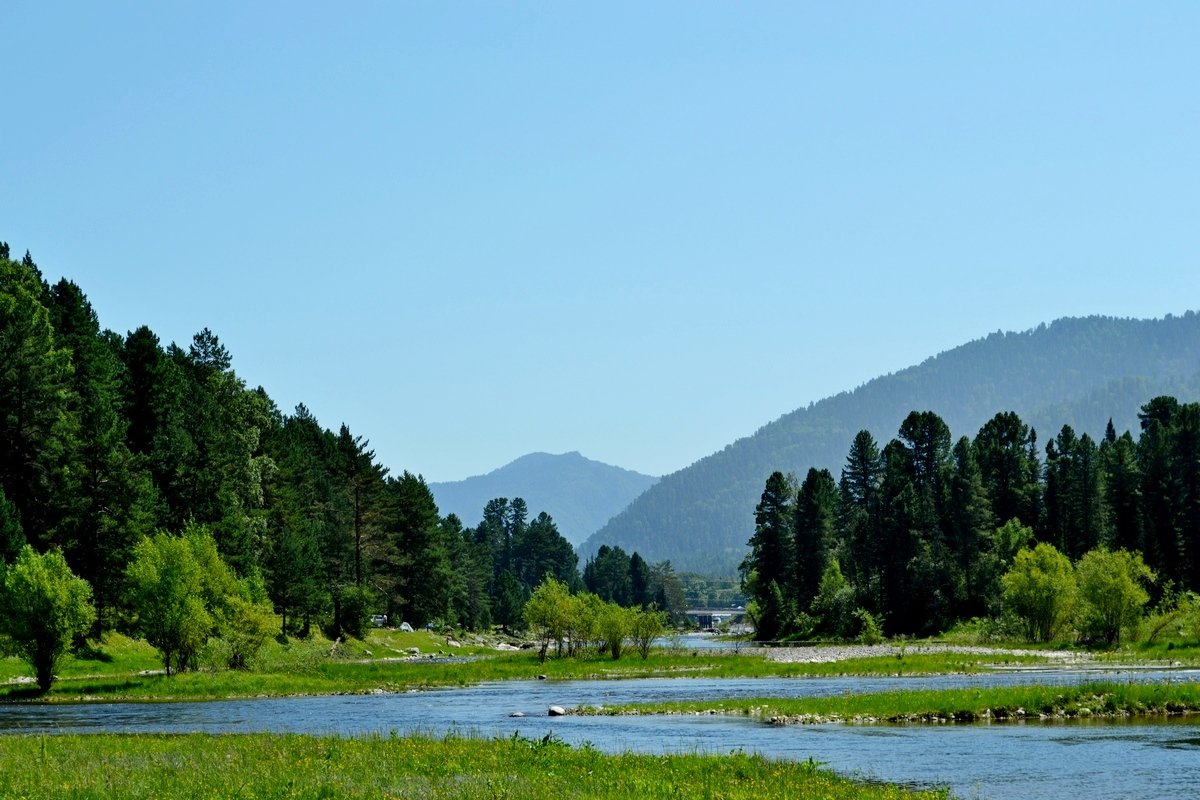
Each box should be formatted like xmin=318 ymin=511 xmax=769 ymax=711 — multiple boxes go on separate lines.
xmin=429 ymin=452 xmax=658 ymax=546
xmin=582 ymin=314 xmax=1200 ymax=575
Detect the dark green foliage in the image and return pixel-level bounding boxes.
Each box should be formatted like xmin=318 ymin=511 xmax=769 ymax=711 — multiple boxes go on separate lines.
xmin=442 ymin=514 xmax=491 ymax=630
xmin=975 ymin=412 xmax=1042 ymax=530
xmin=745 ymin=471 xmax=795 ymax=593
xmin=334 ymin=584 xmax=373 ymax=640
xmin=1042 ymin=426 xmax=1105 ymax=559
xmin=1138 ymin=397 xmax=1185 ymax=584
xmin=646 ymin=560 xmax=689 ymax=623
xmin=945 ymin=437 xmax=995 ymax=616
xmin=1100 ymin=430 xmax=1142 ymax=553
xmin=0 ymin=258 xmax=74 ymax=550
xmin=376 ymin=472 xmax=452 ymax=628
xmin=492 ymin=569 xmax=525 ymax=633
xmin=584 ymin=544 xmax=634 ymax=605
xmin=0 ymin=245 xmax=609 ymax=642
xmin=0 ymin=486 xmax=25 ymax=563
xmin=743 ymin=393 xmax=1200 ymax=640
xmin=336 ymin=425 xmax=388 ymax=588
xmin=515 ymin=511 xmax=579 ymax=591
xmin=469 ymin=496 xmax=582 ymax=628
xmin=47 ymin=279 xmax=156 ymax=632
xmin=628 ymin=551 xmax=651 ymax=607
xmin=1172 ymin=403 xmax=1200 ymax=590
xmin=741 ymin=471 xmax=799 ymax=640
xmin=838 ymin=430 xmax=883 ymax=609
xmin=794 ymin=468 xmax=838 ymax=611
xmin=265 ymin=517 xmax=325 ymax=636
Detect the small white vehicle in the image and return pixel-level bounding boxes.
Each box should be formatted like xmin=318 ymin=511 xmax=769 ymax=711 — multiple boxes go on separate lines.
xmin=369 ymin=614 xmax=387 ymax=627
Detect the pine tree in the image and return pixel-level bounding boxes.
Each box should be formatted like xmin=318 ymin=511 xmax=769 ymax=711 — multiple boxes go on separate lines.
xmin=336 ymin=425 xmax=387 ymax=588
xmin=793 ymin=467 xmax=837 ymax=612
xmin=741 ymin=471 xmax=795 ymax=639
xmin=583 ymin=544 xmax=633 ymax=605
xmin=1173 ymin=403 xmax=1200 ymax=590
xmin=975 ymin=412 xmax=1041 ymax=529
xmin=838 ymin=430 xmax=882 ymax=611
xmin=1137 ymin=397 xmax=1182 ymax=583
xmin=946 ymin=436 xmax=995 ymax=617
xmin=379 ymin=472 xmax=452 ymax=627
xmin=0 ymin=257 xmax=75 ymax=548
xmin=47 ymin=279 xmax=156 ymax=630
xmin=1100 ymin=430 xmax=1141 ymax=554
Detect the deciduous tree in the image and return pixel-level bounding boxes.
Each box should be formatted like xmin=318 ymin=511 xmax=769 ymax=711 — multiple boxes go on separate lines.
xmin=1001 ymin=543 xmax=1076 ymax=642
xmin=0 ymin=546 xmax=95 ymax=691
xmin=1076 ymin=547 xmax=1153 ymax=646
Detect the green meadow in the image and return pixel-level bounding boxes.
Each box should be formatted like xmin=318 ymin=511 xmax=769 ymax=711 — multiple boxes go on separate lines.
xmin=576 ymin=681 xmax=1200 ymax=723
xmin=0 ymin=732 xmax=948 ymax=800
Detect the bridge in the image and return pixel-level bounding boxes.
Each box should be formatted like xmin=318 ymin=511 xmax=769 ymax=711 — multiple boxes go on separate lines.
xmin=685 ymin=607 xmax=746 ymax=630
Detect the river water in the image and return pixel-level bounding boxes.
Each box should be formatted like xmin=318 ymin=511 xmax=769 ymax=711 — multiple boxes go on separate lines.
xmin=2 ymin=666 xmax=1198 ymax=799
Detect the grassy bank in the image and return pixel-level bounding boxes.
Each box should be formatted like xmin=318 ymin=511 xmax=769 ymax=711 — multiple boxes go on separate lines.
xmin=575 ymin=681 xmax=1200 ymax=724
xmin=2 ymin=632 xmax=1058 ymax=703
xmin=0 ymin=732 xmax=947 ymax=799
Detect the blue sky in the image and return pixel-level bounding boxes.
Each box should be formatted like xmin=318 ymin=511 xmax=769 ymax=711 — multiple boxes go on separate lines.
xmin=4 ymin=3 xmax=1198 ymax=482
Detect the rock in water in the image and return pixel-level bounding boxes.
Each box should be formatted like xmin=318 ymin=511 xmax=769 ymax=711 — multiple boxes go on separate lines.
xmin=548 ymin=705 xmax=566 ymax=716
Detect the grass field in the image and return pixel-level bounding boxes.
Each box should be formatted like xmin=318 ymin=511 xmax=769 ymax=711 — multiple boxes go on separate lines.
xmin=0 ymin=732 xmax=947 ymax=800
xmin=576 ymin=680 xmax=1200 ymax=723
xmin=1 ymin=630 xmax=1060 ymax=703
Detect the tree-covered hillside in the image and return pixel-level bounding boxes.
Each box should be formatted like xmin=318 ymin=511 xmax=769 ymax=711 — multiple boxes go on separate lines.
xmin=0 ymin=245 xmax=590 ymax=646
xmin=582 ymin=314 xmax=1200 ymax=575
xmin=429 ymin=452 xmax=658 ymax=546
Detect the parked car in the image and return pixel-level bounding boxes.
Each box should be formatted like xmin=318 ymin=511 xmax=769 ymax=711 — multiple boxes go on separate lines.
xmin=369 ymin=614 xmax=387 ymax=627
xmin=399 ymin=621 xmax=413 ymax=632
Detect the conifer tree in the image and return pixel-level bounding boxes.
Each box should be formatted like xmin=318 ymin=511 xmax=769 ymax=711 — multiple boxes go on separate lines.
xmin=975 ymin=412 xmax=1041 ymax=529
xmin=793 ymin=467 xmax=837 ymax=612
xmin=47 ymin=279 xmax=156 ymax=630
xmin=0 ymin=257 xmax=75 ymax=549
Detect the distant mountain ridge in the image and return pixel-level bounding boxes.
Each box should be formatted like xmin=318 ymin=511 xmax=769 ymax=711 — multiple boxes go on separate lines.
xmin=581 ymin=312 xmax=1200 ymax=575
xmin=429 ymin=451 xmax=659 ymax=546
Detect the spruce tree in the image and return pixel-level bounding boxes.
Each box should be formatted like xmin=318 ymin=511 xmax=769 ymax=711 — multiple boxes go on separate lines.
xmin=793 ymin=467 xmax=837 ymax=612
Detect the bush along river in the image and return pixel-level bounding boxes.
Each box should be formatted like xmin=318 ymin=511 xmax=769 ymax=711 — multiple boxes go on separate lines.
xmin=2 ymin=668 xmax=1199 ymax=800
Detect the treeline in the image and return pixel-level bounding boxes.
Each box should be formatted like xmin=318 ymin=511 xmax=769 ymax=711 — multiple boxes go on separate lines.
xmin=0 ymin=247 xmax=688 ymax=652
xmin=586 ymin=313 xmax=1200 ymax=575
xmin=743 ymin=400 xmax=1200 ymax=639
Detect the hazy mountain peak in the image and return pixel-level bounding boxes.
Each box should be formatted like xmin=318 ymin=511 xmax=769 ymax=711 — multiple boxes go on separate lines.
xmin=429 ymin=452 xmax=658 ymax=546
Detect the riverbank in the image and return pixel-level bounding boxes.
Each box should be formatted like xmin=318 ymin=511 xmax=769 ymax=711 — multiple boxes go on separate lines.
xmin=2 ymin=631 xmax=1068 ymax=704
xmin=571 ymin=680 xmax=1200 ymax=724
xmin=0 ymin=732 xmax=947 ymax=799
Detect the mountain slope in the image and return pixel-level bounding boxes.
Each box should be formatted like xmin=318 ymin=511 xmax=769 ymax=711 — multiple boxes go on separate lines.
xmin=429 ymin=451 xmax=658 ymax=546
xmin=581 ymin=313 xmax=1200 ymax=575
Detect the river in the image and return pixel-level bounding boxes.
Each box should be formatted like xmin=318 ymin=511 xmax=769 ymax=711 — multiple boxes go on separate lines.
xmin=2 ymin=666 xmax=1198 ymax=799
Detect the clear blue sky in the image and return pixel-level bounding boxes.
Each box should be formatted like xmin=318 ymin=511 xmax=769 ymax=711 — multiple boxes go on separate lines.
xmin=4 ymin=3 xmax=1198 ymax=482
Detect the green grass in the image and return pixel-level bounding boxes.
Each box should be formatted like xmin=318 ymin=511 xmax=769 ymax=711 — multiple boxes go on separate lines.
xmin=2 ymin=637 xmax=1061 ymax=703
xmin=0 ymin=732 xmax=947 ymax=799
xmin=576 ymin=681 xmax=1200 ymax=723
